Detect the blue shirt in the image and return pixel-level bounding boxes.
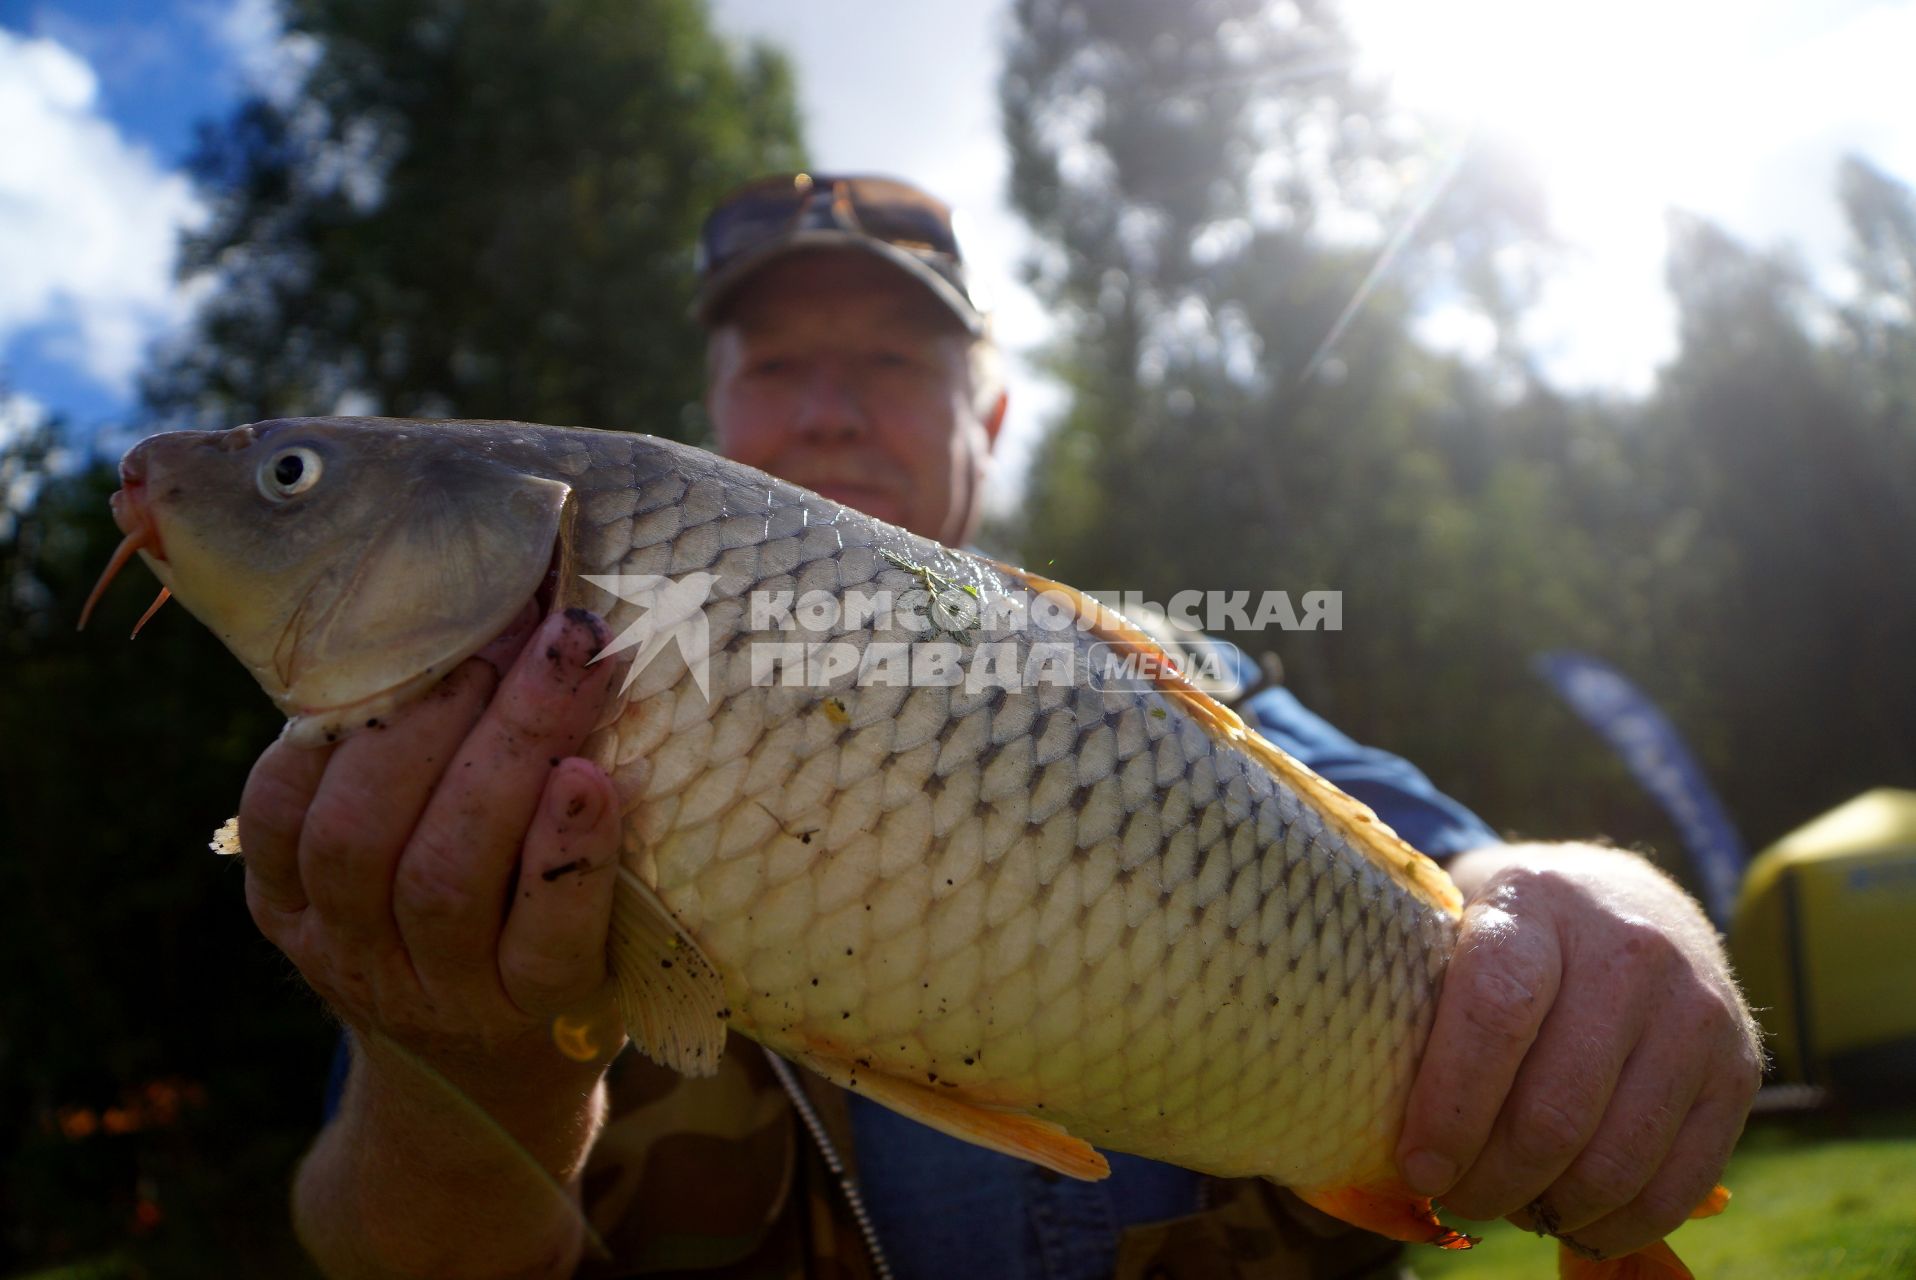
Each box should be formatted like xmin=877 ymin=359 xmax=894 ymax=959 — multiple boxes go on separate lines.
xmin=847 ymin=684 xmax=1498 ymax=1280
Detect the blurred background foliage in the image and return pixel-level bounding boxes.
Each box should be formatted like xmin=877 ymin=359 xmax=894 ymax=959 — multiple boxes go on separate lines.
xmin=1 ymin=0 xmax=1913 ymax=1274
xmin=1 ymin=0 xmax=801 ymax=1273
xmin=999 ymin=0 xmax=1916 ymax=851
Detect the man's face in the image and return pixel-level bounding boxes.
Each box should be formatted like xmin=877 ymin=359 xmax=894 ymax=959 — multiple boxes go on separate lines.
xmin=705 ymin=251 xmax=1005 ymax=547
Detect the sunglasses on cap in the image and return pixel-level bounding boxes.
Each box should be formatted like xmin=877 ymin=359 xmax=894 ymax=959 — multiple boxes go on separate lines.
xmin=692 ymin=172 xmax=984 ymax=334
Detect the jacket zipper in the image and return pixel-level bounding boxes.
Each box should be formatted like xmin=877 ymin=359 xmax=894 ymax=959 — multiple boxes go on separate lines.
xmin=762 ymin=1048 xmax=894 ymax=1280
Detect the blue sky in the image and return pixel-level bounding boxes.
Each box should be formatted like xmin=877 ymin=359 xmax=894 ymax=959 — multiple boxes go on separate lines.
xmin=0 ymin=0 xmax=257 ymax=427
xmin=4 ymin=0 xmax=1914 ymax=494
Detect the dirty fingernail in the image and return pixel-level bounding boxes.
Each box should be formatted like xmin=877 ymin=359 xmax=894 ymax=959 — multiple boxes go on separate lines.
xmin=561 ymin=606 xmax=611 ymax=649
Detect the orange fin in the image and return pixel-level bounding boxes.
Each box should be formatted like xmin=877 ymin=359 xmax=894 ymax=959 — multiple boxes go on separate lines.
xmin=1559 ymin=1238 xmax=1693 ymax=1280
xmin=1291 ymin=1181 xmax=1476 ymax=1249
xmin=990 ymin=561 xmax=1463 ymax=918
xmin=803 ymin=1054 xmax=1109 ymax=1182
xmin=1690 ymin=1183 xmax=1730 ymax=1219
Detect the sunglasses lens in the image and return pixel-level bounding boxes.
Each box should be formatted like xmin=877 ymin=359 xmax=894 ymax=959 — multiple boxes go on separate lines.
xmin=699 ymin=181 xmax=810 ymax=274
xmin=841 ymin=180 xmax=961 ymax=258
xmin=695 ymin=174 xmax=978 ymax=325
xmin=702 ymin=175 xmax=963 ymax=271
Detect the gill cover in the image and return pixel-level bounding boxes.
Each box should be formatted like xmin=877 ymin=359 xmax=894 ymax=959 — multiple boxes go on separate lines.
xmin=276 ymin=453 xmax=571 ymax=742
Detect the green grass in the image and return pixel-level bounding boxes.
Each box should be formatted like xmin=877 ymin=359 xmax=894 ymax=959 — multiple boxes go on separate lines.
xmin=1417 ymin=1108 xmax=1916 ymax=1279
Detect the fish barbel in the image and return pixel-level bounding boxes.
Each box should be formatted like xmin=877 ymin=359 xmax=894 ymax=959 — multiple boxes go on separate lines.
xmin=91 ymin=417 xmax=1723 ymax=1276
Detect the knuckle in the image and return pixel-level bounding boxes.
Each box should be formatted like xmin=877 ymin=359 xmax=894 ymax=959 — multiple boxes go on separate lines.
xmin=1510 ymin=1092 xmax=1588 ymax=1167
xmin=502 ymin=949 xmax=597 ymax=1013
xmin=1612 ymin=917 xmax=1679 ymax=967
xmin=298 ymin=794 xmax=374 ymax=864
xmin=1562 ymin=1143 xmax=1644 ymax=1215
xmin=1495 ymin=864 xmax=1576 ymax=907
xmin=239 ymin=764 xmax=312 ymax=848
xmin=1633 ymin=1180 xmax=1701 ymax=1240
xmin=1461 ymin=964 xmax=1547 ymax=1045
xmin=394 ymin=838 xmax=478 ymax=920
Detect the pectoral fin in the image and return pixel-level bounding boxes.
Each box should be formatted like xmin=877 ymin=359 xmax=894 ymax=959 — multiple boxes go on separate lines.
xmin=608 ymin=868 xmax=727 ymax=1077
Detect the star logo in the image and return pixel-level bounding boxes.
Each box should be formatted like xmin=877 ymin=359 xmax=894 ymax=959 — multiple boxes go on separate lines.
xmin=581 ymin=571 xmax=721 ymax=699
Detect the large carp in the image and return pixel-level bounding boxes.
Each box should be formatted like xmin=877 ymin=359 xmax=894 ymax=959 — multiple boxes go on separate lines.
xmin=87 ymin=417 xmax=1722 ymax=1277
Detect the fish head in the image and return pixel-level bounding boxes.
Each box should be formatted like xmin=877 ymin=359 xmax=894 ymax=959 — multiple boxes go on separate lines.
xmin=104 ymin=417 xmax=571 ymax=741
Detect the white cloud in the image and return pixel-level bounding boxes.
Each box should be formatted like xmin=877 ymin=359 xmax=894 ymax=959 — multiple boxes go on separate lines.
xmin=0 ymin=31 xmax=205 ymax=395
xmin=0 ymin=388 xmax=49 ymax=450
xmin=203 ymin=0 xmax=318 ymax=103
xmin=1 ymin=388 xmax=53 ymax=540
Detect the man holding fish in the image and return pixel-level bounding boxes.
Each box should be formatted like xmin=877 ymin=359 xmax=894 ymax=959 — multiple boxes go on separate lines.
xmin=214 ymin=176 xmax=1760 ymax=1278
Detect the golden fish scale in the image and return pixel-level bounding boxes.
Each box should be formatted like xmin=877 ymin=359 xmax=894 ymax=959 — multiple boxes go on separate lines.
xmin=562 ymin=437 xmax=1457 ymax=1190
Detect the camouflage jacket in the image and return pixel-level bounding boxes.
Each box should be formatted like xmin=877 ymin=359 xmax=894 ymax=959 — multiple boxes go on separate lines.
xmin=573 ymin=1036 xmax=1410 ymax=1280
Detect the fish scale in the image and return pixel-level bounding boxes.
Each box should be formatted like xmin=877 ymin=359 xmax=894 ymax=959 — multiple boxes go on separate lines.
xmin=540 ymin=430 xmax=1460 ymax=1192
xmin=98 ymin=418 xmax=1725 ymax=1275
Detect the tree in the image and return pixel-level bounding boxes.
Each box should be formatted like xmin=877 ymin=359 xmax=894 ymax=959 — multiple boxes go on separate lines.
xmin=4 ymin=1 xmax=807 ymax=1270
xmin=998 ymin=0 xmax=1593 ymax=836
xmin=146 ymin=0 xmax=805 ymax=437
xmin=1645 ymin=204 xmax=1916 ymax=844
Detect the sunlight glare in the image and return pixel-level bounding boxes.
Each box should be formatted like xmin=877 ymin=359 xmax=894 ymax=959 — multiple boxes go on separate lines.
xmin=1347 ymin=0 xmax=1757 ymax=390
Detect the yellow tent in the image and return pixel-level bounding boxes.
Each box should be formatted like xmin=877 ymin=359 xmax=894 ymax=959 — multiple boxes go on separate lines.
xmin=1731 ymin=789 xmax=1916 ymax=1092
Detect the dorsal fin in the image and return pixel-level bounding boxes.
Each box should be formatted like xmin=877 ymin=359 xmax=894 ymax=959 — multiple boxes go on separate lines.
xmin=991 ymin=561 xmax=1464 ymax=919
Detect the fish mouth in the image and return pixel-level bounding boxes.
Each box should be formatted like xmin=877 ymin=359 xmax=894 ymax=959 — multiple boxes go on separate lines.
xmin=78 ymin=447 xmax=170 ymax=632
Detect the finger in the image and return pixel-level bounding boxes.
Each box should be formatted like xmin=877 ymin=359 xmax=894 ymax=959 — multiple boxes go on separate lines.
xmin=238 ymin=732 xmax=335 ymax=919
xmin=1397 ymin=894 xmax=1563 ymax=1200
xmin=1536 ymin=1032 xmax=1705 ymax=1236
xmin=499 ymin=758 xmax=623 ymax=1017
xmin=296 ymin=598 xmax=538 ymax=954
xmin=393 ymin=609 xmax=618 ymax=1003
xmin=1557 ymin=1078 xmax=1751 ymax=1260
xmin=1439 ymin=960 xmax=1647 ymax=1221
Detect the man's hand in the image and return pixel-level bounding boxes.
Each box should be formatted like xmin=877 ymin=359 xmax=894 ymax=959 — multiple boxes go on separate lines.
xmin=1395 ymin=844 xmax=1762 ymax=1260
xmin=239 ymin=602 xmax=632 ymax=1279
xmin=240 ymin=602 xmax=628 ymax=1095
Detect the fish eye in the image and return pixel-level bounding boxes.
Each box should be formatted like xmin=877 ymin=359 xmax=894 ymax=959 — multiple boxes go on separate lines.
xmin=259 ymin=447 xmax=323 ymax=500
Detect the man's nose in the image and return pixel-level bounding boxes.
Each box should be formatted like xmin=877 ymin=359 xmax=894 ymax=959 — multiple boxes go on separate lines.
xmin=793 ymin=362 xmax=868 ymax=440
